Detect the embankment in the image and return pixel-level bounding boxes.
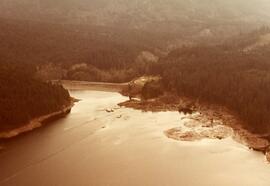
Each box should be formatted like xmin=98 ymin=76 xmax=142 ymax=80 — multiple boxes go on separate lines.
xmin=0 ymin=101 xmax=74 ymax=139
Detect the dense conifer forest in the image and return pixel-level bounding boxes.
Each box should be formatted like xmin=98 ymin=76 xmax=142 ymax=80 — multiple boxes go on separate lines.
xmin=1 ymin=17 xmax=270 ymax=135
xmin=147 ymin=29 xmax=270 ymax=134
xmin=0 ymin=62 xmax=71 ymax=131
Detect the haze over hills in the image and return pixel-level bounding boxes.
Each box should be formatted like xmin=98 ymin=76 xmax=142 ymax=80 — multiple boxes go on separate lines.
xmin=2 ymin=0 xmax=270 ymax=83
xmin=2 ymin=1 xmax=270 ymax=181
xmin=1 ymin=0 xmax=270 ymax=36
xmin=2 ymin=0 xmax=270 ymax=133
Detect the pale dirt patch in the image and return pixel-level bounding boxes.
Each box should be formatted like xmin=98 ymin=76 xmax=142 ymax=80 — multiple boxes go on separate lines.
xmin=165 ymin=117 xmax=233 ymax=142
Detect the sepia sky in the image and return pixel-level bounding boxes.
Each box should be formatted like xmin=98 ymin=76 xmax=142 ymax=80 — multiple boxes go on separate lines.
xmin=1 ymin=0 xmax=270 ymax=30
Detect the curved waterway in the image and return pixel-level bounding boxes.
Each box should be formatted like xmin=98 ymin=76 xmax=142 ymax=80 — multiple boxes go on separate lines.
xmin=0 ymin=90 xmax=270 ymax=186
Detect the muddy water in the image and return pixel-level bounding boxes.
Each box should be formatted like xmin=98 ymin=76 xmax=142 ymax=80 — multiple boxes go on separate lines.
xmin=0 ymin=90 xmax=270 ymax=186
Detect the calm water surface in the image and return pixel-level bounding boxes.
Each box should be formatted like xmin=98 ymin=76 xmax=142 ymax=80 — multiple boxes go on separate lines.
xmin=0 ymin=90 xmax=270 ymax=186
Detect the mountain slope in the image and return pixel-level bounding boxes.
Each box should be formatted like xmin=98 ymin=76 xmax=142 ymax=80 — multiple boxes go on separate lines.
xmin=1 ymin=0 xmax=270 ymax=34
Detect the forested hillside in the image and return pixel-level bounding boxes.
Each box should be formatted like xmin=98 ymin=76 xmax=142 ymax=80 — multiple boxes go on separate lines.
xmin=0 ymin=62 xmax=71 ymax=131
xmin=1 ymin=1 xmax=270 ymax=136
xmin=148 ymin=28 xmax=270 ymax=134
xmin=1 ymin=0 xmax=269 ymax=35
xmin=0 ymin=18 xmax=166 ymax=82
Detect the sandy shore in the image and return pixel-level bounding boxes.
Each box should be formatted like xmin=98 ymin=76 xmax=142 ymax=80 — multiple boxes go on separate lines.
xmin=118 ymin=95 xmax=270 ymax=162
xmin=2 ymin=90 xmax=270 ymax=186
xmin=61 ymin=81 xmax=270 ymax=156
xmin=0 ymin=101 xmax=74 ymax=139
xmin=0 ymin=80 xmax=126 ymax=139
xmin=3 ymin=80 xmax=269 ymax=161
xmin=59 ymin=81 xmax=270 ymax=162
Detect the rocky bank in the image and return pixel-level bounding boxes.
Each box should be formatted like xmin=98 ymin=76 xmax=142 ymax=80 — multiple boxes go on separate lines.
xmin=0 ymin=100 xmax=75 ymax=139
xmin=119 ymin=77 xmax=270 ymax=163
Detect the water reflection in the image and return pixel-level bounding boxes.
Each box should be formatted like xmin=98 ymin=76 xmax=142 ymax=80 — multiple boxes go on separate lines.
xmin=0 ymin=90 xmax=270 ymax=186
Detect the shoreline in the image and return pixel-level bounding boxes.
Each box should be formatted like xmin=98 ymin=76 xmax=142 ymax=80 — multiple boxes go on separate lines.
xmin=118 ymin=95 xmax=270 ymax=162
xmin=2 ymin=80 xmax=269 ymax=161
xmin=61 ymin=80 xmax=270 ymax=159
xmin=0 ymin=80 xmax=125 ymax=140
xmin=0 ymin=100 xmax=74 ymax=139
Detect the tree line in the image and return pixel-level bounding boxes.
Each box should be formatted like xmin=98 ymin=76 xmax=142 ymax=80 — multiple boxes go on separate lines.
xmin=0 ymin=62 xmax=71 ymax=131
xmin=149 ymin=37 xmax=270 ymax=134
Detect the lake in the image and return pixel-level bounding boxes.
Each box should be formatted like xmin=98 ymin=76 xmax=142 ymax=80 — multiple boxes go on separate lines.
xmin=0 ymin=90 xmax=270 ymax=186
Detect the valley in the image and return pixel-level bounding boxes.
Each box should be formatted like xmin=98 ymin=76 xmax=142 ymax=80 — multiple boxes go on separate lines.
xmin=1 ymin=88 xmax=270 ymax=186
xmin=1 ymin=1 xmax=270 ymax=185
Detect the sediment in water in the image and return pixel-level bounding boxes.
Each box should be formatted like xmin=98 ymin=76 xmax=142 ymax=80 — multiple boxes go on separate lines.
xmin=119 ymin=94 xmax=270 ymax=163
